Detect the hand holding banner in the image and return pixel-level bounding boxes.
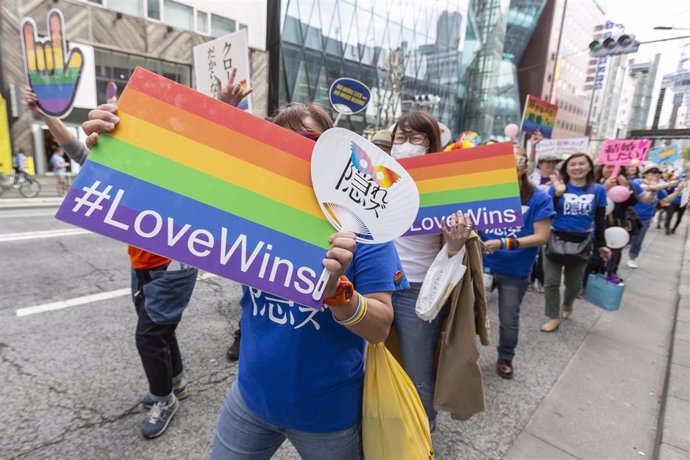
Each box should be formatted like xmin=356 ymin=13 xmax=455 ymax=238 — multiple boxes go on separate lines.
xmin=21 ymin=9 xmax=83 ymax=118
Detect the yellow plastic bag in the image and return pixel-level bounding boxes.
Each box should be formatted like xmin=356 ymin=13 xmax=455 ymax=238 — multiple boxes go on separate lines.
xmin=362 ymin=342 xmax=434 ymax=460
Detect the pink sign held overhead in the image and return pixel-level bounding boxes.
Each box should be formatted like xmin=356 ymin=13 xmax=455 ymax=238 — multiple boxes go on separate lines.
xmin=598 ymin=139 xmax=652 ymax=166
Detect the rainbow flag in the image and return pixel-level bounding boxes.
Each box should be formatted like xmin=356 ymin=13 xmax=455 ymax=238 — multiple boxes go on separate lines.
xmin=398 ymin=143 xmax=523 ymax=235
xmin=56 ymin=67 xmax=334 ymax=308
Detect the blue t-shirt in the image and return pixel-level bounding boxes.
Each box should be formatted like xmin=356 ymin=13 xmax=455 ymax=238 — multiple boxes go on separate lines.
xmin=237 ymin=242 xmax=409 ymax=432
xmin=481 ymin=189 xmax=555 ymax=278
xmin=631 ymin=179 xmax=668 ymax=220
xmin=550 ymin=182 xmax=607 ymax=234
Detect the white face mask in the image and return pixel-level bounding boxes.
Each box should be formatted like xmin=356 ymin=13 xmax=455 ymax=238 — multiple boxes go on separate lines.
xmin=390 ymin=142 xmax=427 ymax=159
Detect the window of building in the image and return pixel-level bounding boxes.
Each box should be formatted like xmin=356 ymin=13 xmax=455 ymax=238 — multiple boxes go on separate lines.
xmin=109 ymin=0 xmax=143 ymax=17
xmin=147 ymin=0 xmax=161 ymax=20
xmin=87 ymin=0 xmax=103 ymax=4
xmin=95 ymin=49 xmax=191 ymax=104
xmin=164 ymin=0 xmax=193 ymax=30
xmin=197 ymin=11 xmax=208 ymax=34
xmin=211 ymin=14 xmax=236 ymax=37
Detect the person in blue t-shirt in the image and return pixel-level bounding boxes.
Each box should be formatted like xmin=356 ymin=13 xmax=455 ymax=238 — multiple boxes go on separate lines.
xmin=627 ymin=163 xmax=684 ymax=268
xmin=208 ymin=103 xmax=410 ymax=460
xmin=541 ymin=153 xmax=611 ymax=333
xmin=480 ymin=147 xmax=554 ymax=379
xmin=663 ymin=175 xmax=688 ymax=235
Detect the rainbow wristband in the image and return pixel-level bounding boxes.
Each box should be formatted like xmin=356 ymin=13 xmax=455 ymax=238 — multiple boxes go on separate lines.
xmin=333 ymin=293 xmax=367 ymax=327
xmin=500 ymin=238 xmax=519 ymax=250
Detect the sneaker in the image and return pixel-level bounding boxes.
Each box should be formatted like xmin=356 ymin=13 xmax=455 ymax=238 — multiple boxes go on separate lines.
xmin=627 ymin=259 xmax=638 ymax=269
xmin=141 ymin=378 xmax=189 ymax=409
xmin=141 ymin=395 xmax=179 ymax=439
xmin=226 ymin=329 xmax=241 ymax=362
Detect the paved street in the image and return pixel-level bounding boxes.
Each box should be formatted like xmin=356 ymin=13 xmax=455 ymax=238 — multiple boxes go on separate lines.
xmin=1 ymin=201 xmax=688 ymax=459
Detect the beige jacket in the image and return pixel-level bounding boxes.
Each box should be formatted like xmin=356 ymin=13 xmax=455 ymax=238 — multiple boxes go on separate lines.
xmin=386 ymin=233 xmax=489 ymax=421
xmin=434 ymin=233 xmax=489 ymax=420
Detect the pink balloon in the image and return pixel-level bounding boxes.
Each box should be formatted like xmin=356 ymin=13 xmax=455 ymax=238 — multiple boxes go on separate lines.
xmin=608 ymin=185 xmax=631 ymax=203
xmin=504 ymin=123 xmax=520 ymax=138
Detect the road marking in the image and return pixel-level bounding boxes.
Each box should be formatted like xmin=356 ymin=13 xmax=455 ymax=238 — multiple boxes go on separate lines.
xmin=0 ymin=228 xmax=91 ymax=242
xmin=0 ymin=210 xmax=57 ymax=218
xmin=16 ymin=272 xmax=219 ymax=317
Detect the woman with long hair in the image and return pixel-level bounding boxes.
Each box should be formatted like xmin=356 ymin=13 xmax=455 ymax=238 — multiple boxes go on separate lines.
xmin=389 ymin=111 xmax=472 ymax=430
xmin=480 ymin=147 xmax=554 ymax=379
xmin=541 ymin=153 xmax=611 ymax=332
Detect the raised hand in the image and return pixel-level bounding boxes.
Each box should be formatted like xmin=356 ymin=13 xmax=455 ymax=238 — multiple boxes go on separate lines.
xmin=214 ymin=68 xmax=254 ymax=108
xmin=21 ymin=10 xmax=84 ymax=117
xmin=551 ymin=174 xmax=566 ymax=196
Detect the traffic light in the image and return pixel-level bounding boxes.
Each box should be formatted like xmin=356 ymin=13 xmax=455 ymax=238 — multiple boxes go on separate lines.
xmin=589 ymin=34 xmax=640 ymax=57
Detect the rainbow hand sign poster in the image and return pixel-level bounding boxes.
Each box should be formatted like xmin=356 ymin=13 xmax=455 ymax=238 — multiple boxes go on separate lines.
xmin=56 ymin=68 xmax=335 ymax=309
xmin=21 ymin=9 xmax=84 ymax=118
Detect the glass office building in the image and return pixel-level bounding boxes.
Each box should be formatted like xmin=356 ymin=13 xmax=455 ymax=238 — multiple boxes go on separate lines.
xmin=275 ymin=0 xmax=470 ymax=135
xmin=460 ymin=0 xmax=547 ymax=140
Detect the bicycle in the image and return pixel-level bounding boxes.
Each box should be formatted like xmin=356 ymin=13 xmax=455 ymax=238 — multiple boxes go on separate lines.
xmin=0 ymin=171 xmax=42 ymax=198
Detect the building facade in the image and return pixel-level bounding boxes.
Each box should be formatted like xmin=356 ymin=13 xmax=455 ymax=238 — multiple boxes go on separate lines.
xmin=0 ymin=0 xmax=267 ymax=174
xmin=270 ymin=0 xmax=470 ymax=136
xmin=626 ymin=54 xmax=661 ymax=131
xmin=551 ymin=0 xmax=605 ymax=139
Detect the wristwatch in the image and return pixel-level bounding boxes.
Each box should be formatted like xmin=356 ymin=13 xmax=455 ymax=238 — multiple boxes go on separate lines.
xmin=323 ymin=275 xmax=355 ymax=307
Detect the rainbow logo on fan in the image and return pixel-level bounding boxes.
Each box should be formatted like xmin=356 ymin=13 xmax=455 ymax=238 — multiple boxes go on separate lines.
xmin=21 ymin=9 xmax=84 ymax=118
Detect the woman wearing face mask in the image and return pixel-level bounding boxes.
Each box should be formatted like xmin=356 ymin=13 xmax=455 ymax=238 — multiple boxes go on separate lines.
xmin=389 ymin=111 xmax=474 ymax=431
xmin=541 ymin=153 xmax=612 ymax=332
xmin=480 ymin=147 xmax=554 ymax=379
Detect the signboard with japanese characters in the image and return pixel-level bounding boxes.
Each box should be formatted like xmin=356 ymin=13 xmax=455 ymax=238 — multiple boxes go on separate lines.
xmin=311 ymin=128 xmax=419 ymax=243
xmin=598 ymin=139 xmax=652 ymax=166
xmin=193 ymin=29 xmax=252 ymax=112
xmin=520 ymin=95 xmax=558 ymax=138
xmin=536 ymin=137 xmax=590 ymax=159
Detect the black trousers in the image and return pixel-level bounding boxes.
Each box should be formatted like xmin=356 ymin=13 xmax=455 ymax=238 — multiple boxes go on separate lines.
xmin=132 ymin=265 xmax=183 ymax=397
xmin=664 ymin=203 xmax=687 ymax=232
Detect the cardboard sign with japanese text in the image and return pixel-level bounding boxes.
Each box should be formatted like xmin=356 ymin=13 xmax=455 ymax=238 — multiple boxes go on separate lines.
xmin=193 ymin=29 xmax=252 ymax=112
xmin=520 ymin=95 xmax=558 ymax=138
xmin=648 ymin=144 xmax=680 ymax=165
xmin=536 ymin=137 xmax=589 ymax=158
xmin=398 ymin=142 xmax=523 ymax=235
xmin=311 ymin=128 xmax=419 ymax=243
xmin=56 ymin=68 xmax=333 ymax=309
xmin=598 ymin=139 xmax=651 ymax=166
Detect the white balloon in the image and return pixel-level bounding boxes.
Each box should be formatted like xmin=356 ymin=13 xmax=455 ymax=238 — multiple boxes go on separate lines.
xmin=605 ymin=226 xmax=630 ymax=249
xmin=606 ymin=197 xmax=614 ymax=215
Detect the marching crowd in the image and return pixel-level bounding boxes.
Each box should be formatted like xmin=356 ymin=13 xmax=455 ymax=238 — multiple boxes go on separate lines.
xmin=27 ymin=68 xmax=687 ymax=457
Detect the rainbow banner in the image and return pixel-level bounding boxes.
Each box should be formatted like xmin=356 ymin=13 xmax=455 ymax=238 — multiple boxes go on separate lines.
xmin=21 ymin=9 xmax=84 ymax=118
xmin=648 ymin=144 xmax=680 ymax=165
xmin=56 ymin=67 xmax=334 ymax=309
xmin=398 ymin=143 xmax=523 ymax=235
xmin=520 ymin=95 xmax=558 ymax=138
